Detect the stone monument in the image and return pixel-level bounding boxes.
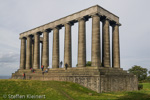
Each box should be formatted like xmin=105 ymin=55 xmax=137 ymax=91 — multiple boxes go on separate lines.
xmin=12 ymin=5 xmax=138 ymax=93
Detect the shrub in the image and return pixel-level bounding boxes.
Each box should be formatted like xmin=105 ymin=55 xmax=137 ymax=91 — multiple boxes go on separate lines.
xmin=138 ymin=84 xmax=143 ymax=90
xmin=86 ymin=61 xmax=91 ymax=66
xmin=128 ymin=65 xmax=148 ymax=81
xmin=146 ymin=76 xmax=150 ymax=82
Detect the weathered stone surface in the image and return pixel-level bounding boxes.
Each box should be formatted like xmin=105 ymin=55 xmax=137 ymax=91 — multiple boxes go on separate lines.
xmin=52 ymin=27 xmax=59 ymax=68
xmin=64 ymin=23 xmax=72 ymax=68
xmin=91 ymin=14 xmax=101 ymax=67
xmin=20 ymin=37 xmax=26 ymax=69
xmin=31 ymin=41 xmax=34 ymax=68
xmin=41 ymin=42 xmax=43 ymax=67
xmin=102 ymin=19 xmax=110 ymax=67
xmin=12 ymin=67 xmax=138 ymax=93
xmin=33 ymin=33 xmax=40 ymax=69
xmin=42 ymin=30 xmax=49 ymax=68
xmin=112 ymin=24 xmax=120 ymax=68
xmin=14 ymin=5 xmax=138 ymax=94
xmin=19 ymin=5 xmax=120 ymax=39
xmin=26 ymin=35 xmax=32 ymax=69
xmin=78 ymin=18 xmax=86 ymax=67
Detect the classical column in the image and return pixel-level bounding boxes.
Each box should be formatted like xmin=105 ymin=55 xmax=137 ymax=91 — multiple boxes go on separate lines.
xmin=102 ymin=19 xmax=110 ymax=67
xmin=33 ymin=32 xmax=40 ymax=69
xmin=91 ymin=14 xmax=101 ymax=67
xmin=20 ymin=37 xmax=26 ymax=69
xmin=64 ymin=23 xmax=72 ymax=68
xmin=112 ymin=24 xmax=120 ymax=68
xmin=41 ymin=41 xmax=43 ymax=67
xmin=31 ymin=40 xmax=34 ymax=68
xmin=52 ymin=27 xmax=59 ymax=68
xmin=42 ymin=30 xmax=49 ymax=69
xmin=25 ymin=35 xmax=32 ymax=69
xmin=78 ymin=18 xmax=86 ymax=67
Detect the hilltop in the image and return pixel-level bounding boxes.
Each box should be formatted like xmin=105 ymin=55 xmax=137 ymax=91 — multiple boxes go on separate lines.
xmin=0 ymin=79 xmax=150 ymax=100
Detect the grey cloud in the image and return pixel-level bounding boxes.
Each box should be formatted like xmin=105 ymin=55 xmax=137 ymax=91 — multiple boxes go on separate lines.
xmin=0 ymin=52 xmax=19 ymax=63
xmin=0 ymin=52 xmax=19 ymax=75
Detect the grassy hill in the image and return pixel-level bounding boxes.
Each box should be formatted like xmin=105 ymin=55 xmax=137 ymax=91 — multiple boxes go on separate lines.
xmin=0 ymin=79 xmax=150 ymax=100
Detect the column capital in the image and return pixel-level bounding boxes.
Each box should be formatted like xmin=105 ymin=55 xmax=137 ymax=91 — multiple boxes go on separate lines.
xmin=116 ymin=23 xmax=122 ymax=26
xmin=20 ymin=37 xmax=27 ymax=40
xmin=106 ymin=17 xmax=110 ymax=20
xmin=102 ymin=18 xmax=110 ymax=22
xmin=27 ymin=34 xmax=33 ymax=38
xmin=63 ymin=22 xmax=74 ymax=26
xmin=44 ymin=28 xmax=51 ymax=33
xmin=111 ymin=22 xmax=121 ymax=27
xmin=91 ymin=13 xmax=101 ymax=18
xmin=34 ymin=31 xmax=42 ymax=35
xmin=54 ymin=25 xmax=62 ymax=30
xmin=105 ymin=17 xmax=111 ymax=21
xmin=77 ymin=17 xmax=86 ymax=21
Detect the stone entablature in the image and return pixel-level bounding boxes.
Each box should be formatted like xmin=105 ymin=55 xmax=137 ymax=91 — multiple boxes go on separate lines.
xmin=19 ymin=5 xmax=120 ymax=39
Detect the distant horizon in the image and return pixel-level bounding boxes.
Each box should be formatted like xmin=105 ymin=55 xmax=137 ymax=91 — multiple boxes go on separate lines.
xmin=0 ymin=76 xmax=11 ymax=79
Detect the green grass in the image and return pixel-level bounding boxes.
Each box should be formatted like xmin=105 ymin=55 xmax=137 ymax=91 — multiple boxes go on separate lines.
xmin=0 ymin=79 xmax=150 ymax=100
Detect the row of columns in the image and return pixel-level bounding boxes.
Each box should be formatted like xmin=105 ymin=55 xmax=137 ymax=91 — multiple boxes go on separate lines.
xmin=20 ymin=13 xmax=120 ymax=70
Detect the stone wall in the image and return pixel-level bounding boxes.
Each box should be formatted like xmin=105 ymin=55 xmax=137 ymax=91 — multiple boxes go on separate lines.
xmin=101 ymin=74 xmax=138 ymax=92
xmin=12 ymin=67 xmax=138 ymax=93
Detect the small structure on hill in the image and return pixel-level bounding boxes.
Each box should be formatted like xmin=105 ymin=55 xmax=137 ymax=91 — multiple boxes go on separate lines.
xmin=12 ymin=5 xmax=138 ymax=93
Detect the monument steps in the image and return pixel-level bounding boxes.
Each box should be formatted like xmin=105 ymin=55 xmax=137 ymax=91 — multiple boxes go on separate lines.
xmin=12 ymin=67 xmax=138 ymax=93
xmin=13 ymin=67 xmax=130 ymax=78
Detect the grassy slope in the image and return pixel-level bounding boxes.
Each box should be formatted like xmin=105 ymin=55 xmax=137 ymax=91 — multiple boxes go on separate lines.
xmin=0 ymin=80 xmax=150 ymax=100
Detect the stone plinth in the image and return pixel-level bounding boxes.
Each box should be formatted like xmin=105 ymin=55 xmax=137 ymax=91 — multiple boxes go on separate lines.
xmin=11 ymin=67 xmax=138 ymax=93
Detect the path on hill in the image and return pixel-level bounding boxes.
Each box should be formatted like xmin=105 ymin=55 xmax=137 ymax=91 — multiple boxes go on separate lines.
xmin=53 ymin=83 xmax=75 ymax=100
xmin=59 ymin=89 xmax=74 ymax=100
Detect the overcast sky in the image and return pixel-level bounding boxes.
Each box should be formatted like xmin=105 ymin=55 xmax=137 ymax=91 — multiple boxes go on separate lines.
xmin=0 ymin=0 xmax=150 ymax=76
